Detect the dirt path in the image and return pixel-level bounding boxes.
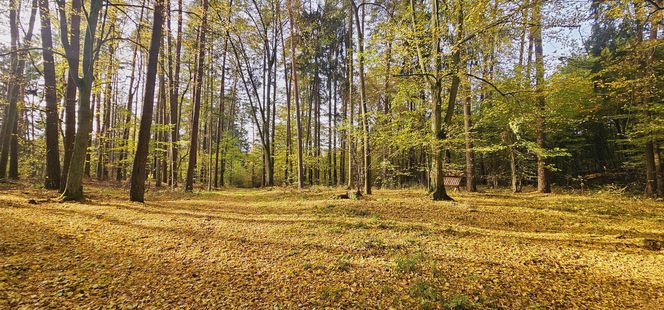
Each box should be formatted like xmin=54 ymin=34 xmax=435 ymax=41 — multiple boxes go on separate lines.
xmin=1 ymin=182 xmax=663 ymax=308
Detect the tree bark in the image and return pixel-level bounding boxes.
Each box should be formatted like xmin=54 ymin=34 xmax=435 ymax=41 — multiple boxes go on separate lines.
xmin=463 ymin=78 xmax=476 ymax=192
xmin=39 ymin=0 xmax=62 ymax=189
xmin=288 ymin=0 xmax=304 ymax=189
xmin=532 ymin=0 xmax=550 ymax=193
xmin=185 ymin=0 xmax=209 ymax=192
xmin=346 ymin=2 xmax=354 ymax=190
xmin=352 ymin=1 xmax=371 ymax=194
xmin=117 ymin=1 xmax=146 ymax=181
xmin=60 ymin=0 xmax=81 ymax=190
xmin=214 ymin=37 xmax=229 ymax=188
xmin=1 ymin=0 xmax=37 ymax=180
xmin=130 ymin=0 xmax=165 ymax=202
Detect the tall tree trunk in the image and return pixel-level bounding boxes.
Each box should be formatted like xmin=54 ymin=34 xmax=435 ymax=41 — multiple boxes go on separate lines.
xmin=185 ymin=0 xmax=209 ymax=192
xmin=39 ymin=0 xmax=62 ymax=189
xmin=214 ymin=37 xmax=229 ymax=188
xmin=430 ymin=0 xmax=454 ymax=201
xmin=532 ymin=0 xmax=550 ymax=193
xmin=346 ymin=2 xmax=354 ymax=190
xmin=117 ymin=1 xmax=145 ymax=181
xmin=130 ymin=0 xmax=165 ymax=202
xmin=280 ymin=8 xmax=292 ymax=185
xmin=1 ymin=0 xmax=37 ymax=180
xmin=97 ymin=42 xmax=115 ymax=180
xmin=645 ymin=141 xmax=658 ymax=197
xmin=288 ymin=0 xmax=304 ymax=189
xmin=168 ymin=0 xmax=184 ymax=188
xmin=60 ymin=0 xmax=103 ymax=200
xmin=462 ymin=78 xmax=476 ymax=192
xmin=352 ymin=1 xmax=371 ymax=194
xmin=60 ymin=0 xmax=81 ymax=190
xmin=652 ymin=141 xmax=663 ymax=197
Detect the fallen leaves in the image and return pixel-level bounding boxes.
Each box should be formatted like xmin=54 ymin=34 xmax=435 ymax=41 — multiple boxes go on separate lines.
xmin=0 ymin=183 xmax=662 ymax=308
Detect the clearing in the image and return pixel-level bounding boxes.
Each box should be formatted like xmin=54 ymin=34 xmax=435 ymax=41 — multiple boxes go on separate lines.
xmin=1 ymin=182 xmax=663 ymax=308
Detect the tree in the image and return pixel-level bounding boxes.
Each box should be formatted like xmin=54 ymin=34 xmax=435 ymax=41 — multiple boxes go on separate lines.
xmin=0 ymin=0 xmax=38 ymax=180
xmin=38 ymin=0 xmax=61 ymax=189
xmin=130 ymin=0 xmax=165 ymax=202
xmin=288 ymin=0 xmax=305 ymax=189
xmin=58 ymin=0 xmax=104 ymax=200
xmin=531 ymin=0 xmax=550 ymax=193
xmin=185 ymin=0 xmax=209 ymax=192
xmin=60 ymin=0 xmax=81 ymax=190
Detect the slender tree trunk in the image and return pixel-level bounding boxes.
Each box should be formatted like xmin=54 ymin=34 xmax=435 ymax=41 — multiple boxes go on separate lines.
xmin=462 ymin=78 xmax=476 ymax=192
xmin=97 ymin=42 xmax=116 ymax=180
xmin=645 ymin=140 xmax=658 ymax=197
xmin=117 ymin=0 xmax=145 ymax=181
xmin=352 ymin=2 xmax=371 ymax=194
xmin=185 ymin=0 xmax=209 ymax=192
xmin=280 ymin=10 xmax=292 ymax=185
xmin=168 ymin=0 xmax=184 ymax=188
xmin=39 ymin=0 xmax=62 ymax=189
xmin=85 ymin=94 xmax=96 ymax=177
xmin=129 ymin=0 xmax=165 ymax=202
xmin=288 ymin=0 xmax=304 ymax=189
xmin=532 ymin=0 xmax=550 ymax=193
xmin=1 ymin=0 xmax=37 ymax=180
xmin=214 ymin=37 xmax=229 ymax=188
xmin=346 ymin=3 xmax=354 ymax=190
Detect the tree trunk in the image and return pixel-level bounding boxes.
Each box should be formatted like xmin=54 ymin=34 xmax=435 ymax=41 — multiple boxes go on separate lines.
xmin=185 ymin=0 xmax=209 ymax=192
xmin=167 ymin=0 xmax=184 ymax=188
xmin=1 ymin=0 xmax=37 ymax=180
xmin=653 ymin=141 xmax=663 ymax=198
xmin=60 ymin=0 xmax=81 ymax=190
xmin=462 ymin=79 xmax=476 ymax=192
xmin=346 ymin=3 xmax=354 ymax=190
xmin=130 ymin=0 xmax=165 ymax=202
xmin=97 ymin=42 xmax=115 ymax=180
xmin=352 ymin=1 xmax=371 ymax=194
xmin=214 ymin=37 xmax=229 ymax=188
xmin=532 ymin=0 xmax=550 ymax=193
xmin=39 ymin=0 xmax=62 ymax=189
xmin=288 ymin=0 xmax=304 ymax=189
xmin=645 ymin=140 xmax=658 ymax=197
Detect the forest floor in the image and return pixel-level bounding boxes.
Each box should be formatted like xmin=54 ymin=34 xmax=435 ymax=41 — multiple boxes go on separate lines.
xmin=0 ymin=181 xmax=663 ymax=309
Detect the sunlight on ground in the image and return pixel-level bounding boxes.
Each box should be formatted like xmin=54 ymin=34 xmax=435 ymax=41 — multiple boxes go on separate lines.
xmin=1 ymin=182 xmax=663 ymax=308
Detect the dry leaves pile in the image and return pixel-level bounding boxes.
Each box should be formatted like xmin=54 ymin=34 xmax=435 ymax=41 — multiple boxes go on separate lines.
xmin=0 ymin=182 xmax=663 ymax=309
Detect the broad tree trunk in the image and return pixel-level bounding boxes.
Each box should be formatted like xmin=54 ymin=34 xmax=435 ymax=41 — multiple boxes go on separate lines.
xmin=39 ymin=0 xmax=62 ymax=189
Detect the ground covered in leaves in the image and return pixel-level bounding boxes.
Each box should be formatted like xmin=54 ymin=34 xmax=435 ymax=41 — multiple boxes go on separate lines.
xmin=1 ymin=181 xmax=663 ymax=309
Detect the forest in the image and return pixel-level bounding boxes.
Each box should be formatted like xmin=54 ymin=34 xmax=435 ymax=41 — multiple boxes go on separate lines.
xmin=0 ymin=0 xmax=662 ymax=308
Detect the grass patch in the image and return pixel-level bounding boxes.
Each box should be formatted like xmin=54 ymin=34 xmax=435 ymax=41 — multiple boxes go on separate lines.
xmin=345 ymin=207 xmax=371 ymax=217
xmin=394 ymin=253 xmax=425 ymax=274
